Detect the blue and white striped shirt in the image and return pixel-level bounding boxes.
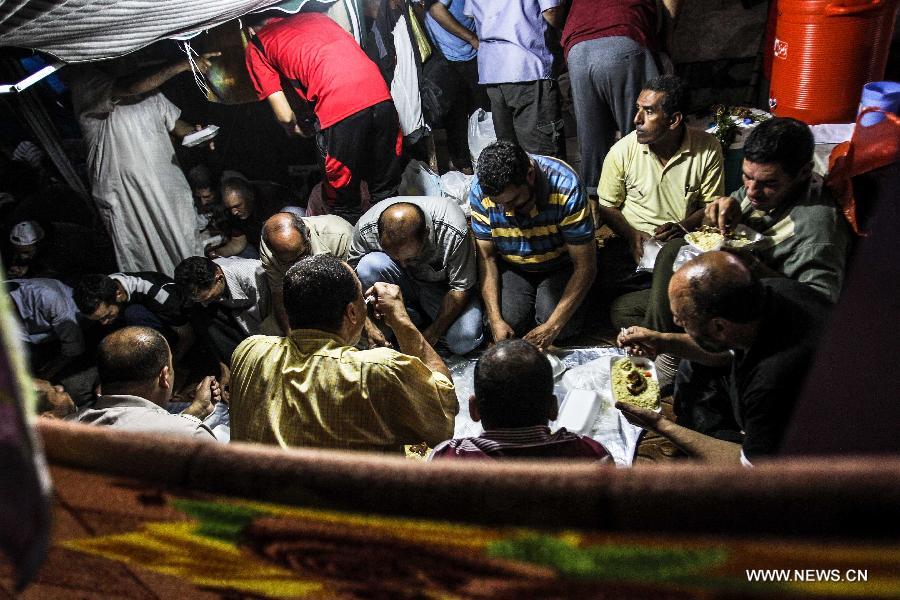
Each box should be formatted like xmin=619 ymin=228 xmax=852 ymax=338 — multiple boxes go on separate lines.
xmin=470 ymin=155 xmax=593 ymax=273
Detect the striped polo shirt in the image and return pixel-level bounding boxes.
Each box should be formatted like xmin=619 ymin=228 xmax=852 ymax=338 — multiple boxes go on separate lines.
xmin=470 ymin=155 xmax=593 ymax=273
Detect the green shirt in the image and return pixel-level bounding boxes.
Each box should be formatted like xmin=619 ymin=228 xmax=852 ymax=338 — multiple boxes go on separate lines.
xmin=598 ymin=128 xmax=725 ymax=234
xmin=734 ymin=174 xmax=849 ymax=304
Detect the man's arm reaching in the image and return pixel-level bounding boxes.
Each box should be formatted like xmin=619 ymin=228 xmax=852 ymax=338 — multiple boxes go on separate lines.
xmin=428 ymin=2 xmax=479 ymax=48
xmin=616 ymin=402 xmax=743 ymax=464
xmin=112 ymin=53 xmax=219 ymax=100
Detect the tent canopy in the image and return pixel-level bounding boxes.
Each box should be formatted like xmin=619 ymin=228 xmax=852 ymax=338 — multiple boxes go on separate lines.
xmin=0 ymin=0 xmax=350 ymax=63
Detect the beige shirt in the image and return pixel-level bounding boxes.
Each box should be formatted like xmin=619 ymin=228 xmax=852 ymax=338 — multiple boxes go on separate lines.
xmin=259 ymin=215 xmax=353 ymax=293
xmin=598 ymin=128 xmax=725 ymax=234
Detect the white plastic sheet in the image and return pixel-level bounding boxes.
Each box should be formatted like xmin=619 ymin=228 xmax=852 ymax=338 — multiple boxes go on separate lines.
xmin=390 ymin=13 xmax=425 ymax=137
xmin=446 ymin=347 xmax=644 ymax=466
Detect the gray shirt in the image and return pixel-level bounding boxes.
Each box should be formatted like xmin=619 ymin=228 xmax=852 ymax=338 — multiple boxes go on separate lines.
xmin=347 ymin=196 xmax=477 ymax=291
xmin=8 ymin=278 xmax=84 ymax=357
xmin=212 ymin=256 xmax=271 ymax=336
xmin=72 ymin=394 xmax=216 ymax=440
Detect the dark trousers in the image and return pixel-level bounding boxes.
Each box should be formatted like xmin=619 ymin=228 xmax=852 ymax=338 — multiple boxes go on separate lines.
xmin=444 ymin=58 xmax=489 ymax=169
xmin=499 ymin=262 xmax=585 ymax=341
xmin=610 ymin=238 xmax=685 ymax=331
xmin=317 ymin=100 xmax=404 ymax=223
xmin=486 ymin=80 xmax=566 ymax=159
xmin=28 ymin=342 xmax=97 ymax=407
xmin=595 ymin=236 xmax=652 ymax=328
xmin=673 ymin=360 xmax=743 ymax=443
xmin=194 ymin=305 xmax=248 ymax=366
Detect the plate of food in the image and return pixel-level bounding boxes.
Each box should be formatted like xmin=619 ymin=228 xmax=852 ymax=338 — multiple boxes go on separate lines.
xmin=685 ymin=227 xmax=725 ymax=252
xmin=610 ymin=355 xmax=661 ymax=412
xmin=724 ymin=224 xmax=764 ymax=249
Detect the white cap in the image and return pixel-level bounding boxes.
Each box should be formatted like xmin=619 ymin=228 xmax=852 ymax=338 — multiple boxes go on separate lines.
xmin=9 ymin=221 xmax=45 ymax=246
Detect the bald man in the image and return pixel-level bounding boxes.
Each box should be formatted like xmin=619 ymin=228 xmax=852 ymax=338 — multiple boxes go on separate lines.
xmin=259 ymin=212 xmax=354 ymax=333
xmin=72 ymin=327 xmax=226 ymax=440
xmin=615 ymin=251 xmax=828 ymax=465
xmin=348 ymin=197 xmax=483 ymax=355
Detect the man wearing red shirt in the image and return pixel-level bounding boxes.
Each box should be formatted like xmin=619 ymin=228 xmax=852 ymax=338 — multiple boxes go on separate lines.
xmin=245 ymin=12 xmax=404 ymax=223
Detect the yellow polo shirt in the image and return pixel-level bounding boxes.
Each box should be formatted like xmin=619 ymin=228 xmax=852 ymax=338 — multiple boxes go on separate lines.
xmin=229 ymin=330 xmax=458 ymax=453
xmin=597 ymin=128 xmax=724 ymax=234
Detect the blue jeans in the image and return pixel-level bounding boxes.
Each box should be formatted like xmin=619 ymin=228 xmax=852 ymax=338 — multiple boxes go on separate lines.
xmin=356 ymin=252 xmax=484 ymax=355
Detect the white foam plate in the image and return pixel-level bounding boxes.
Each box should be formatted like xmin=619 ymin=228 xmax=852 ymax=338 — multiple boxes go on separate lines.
xmin=555 ymin=389 xmax=602 ymax=436
xmin=182 ymin=125 xmax=219 ymax=147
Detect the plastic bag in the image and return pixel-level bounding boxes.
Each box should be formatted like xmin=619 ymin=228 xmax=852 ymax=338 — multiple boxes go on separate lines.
xmin=672 ymin=244 xmax=702 ymax=272
xmin=440 ymin=170 xmax=475 ymax=217
xmin=398 ymin=160 xmax=442 ymax=197
xmin=468 ymin=109 xmax=496 ymax=167
xmin=636 ymin=238 xmax=664 ymax=272
xmin=826 ymin=107 xmax=900 ymax=235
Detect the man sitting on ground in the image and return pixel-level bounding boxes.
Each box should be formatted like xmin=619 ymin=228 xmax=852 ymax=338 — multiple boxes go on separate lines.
xmin=350 ymin=197 xmax=483 ymax=355
xmin=616 ymin=251 xmax=829 ymax=465
xmin=430 ymin=339 xmax=611 ymax=460
xmin=219 ymin=176 xmax=303 ymax=258
xmin=612 ymin=117 xmax=850 ymax=335
xmin=596 ymin=74 xmax=723 ymax=295
xmin=229 ymin=254 xmax=458 ymax=452
xmin=175 ymin=256 xmax=271 ymax=380
xmin=8 ymin=277 xmax=93 ymax=403
xmin=72 ymin=327 xmax=225 ymax=440
xmin=74 ymin=272 xmax=193 ymax=360
xmin=187 ymin=164 xmax=219 ymax=213
xmin=470 ymin=141 xmax=597 ymax=350
xmin=260 ymin=211 xmax=354 ymax=333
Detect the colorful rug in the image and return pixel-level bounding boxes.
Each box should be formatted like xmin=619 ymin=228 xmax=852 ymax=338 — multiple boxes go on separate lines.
xmin=2 ymin=464 xmax=898 ymax=599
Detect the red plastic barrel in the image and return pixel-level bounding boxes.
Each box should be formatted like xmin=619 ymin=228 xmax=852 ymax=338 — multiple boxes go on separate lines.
xmin=768 ymin=0 xmax=899 ymax=124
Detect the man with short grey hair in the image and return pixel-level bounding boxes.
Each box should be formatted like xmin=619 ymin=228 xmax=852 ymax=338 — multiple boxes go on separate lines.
xmin=73 ymin=326 xmax=226 ymax=440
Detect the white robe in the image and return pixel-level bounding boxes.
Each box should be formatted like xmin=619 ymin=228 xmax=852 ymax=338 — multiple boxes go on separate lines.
xmin=72 ymin=68 xmax=202 ymax=275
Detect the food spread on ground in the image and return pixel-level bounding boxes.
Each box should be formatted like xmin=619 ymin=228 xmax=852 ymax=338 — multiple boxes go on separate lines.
xmin=685 ymin=227 xmax=725 ymax=252
xmin=612 ymin=358 xmax=660 ymax=411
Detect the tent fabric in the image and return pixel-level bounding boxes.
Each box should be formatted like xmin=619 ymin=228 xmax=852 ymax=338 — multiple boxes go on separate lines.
xmin=0 ymin=0 xmax=341 ymax=63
